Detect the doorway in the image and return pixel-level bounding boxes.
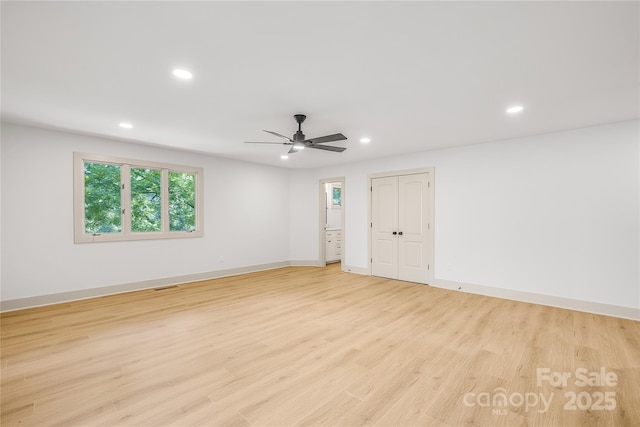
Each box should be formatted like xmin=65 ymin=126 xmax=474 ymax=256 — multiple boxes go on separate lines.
xmin=319 ymin=177 xmax=345 ymax=267
xmin=369 ymin=168 xmax=434 ymax=283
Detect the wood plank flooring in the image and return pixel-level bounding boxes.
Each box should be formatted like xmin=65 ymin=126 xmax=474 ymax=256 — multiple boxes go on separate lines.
xmin=1 ymin=264 xmax=639 ymax=426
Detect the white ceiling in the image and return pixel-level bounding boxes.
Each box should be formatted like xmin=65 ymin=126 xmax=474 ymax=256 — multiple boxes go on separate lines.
xmin=2 ymin=1 xmax=638 ymax=169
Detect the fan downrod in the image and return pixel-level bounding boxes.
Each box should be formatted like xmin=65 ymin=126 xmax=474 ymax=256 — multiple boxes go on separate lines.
xmin=293 ymin=114 xmax=307 ymax=141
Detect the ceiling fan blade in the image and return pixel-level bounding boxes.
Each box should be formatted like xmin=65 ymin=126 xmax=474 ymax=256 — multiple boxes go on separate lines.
xmin=308 ymin=144 xmax=346 ymax=152
xmin=305 ymin=133 xmax=347 ymax=144
xmin=244 ymin=141 xmax=291 ymax=145
xmin=263 ymin=130 xmax=293 ymax=142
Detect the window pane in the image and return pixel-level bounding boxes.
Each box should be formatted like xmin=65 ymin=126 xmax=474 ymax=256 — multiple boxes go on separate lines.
xmin=84 ymin=162 xmax=122 ymax=233
xmin=169 ymin=171 xmax=196 ymax=231
xmin=131 ymin=168 xmax=162 ymax=232
xmin=332 ymin=187 xmax=342 ymax=206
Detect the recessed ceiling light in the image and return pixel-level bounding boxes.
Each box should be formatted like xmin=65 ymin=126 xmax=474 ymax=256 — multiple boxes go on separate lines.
xmin=360 ymin=137 xmax=371 ymax=143
xmin=172 ymin=69 xmax=193 ymax=80
xmin=119 ymin=122 xmax=133 ymax=129
xmin=506 ymin=105 xmax=524 ymax=114
xmin=280 ymin=155 xmax=289 ymax=160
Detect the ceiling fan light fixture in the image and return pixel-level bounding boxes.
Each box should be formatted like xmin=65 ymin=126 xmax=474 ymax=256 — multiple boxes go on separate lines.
xmin=292 ymin=143 xmax=305 ymax=150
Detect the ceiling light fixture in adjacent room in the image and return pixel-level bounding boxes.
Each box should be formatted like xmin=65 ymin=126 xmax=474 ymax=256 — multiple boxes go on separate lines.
xmin=506 ymin=105 xmax=524 ymax=114
xmin=119 ymin=122 xmax=133 ymax=129
xmin=172 ymin=69 xmax=193 ymax=80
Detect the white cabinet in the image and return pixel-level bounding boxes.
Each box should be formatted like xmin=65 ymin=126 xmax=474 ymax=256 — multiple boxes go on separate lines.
xmin=325 ymin=229 xmax=342 ymax=262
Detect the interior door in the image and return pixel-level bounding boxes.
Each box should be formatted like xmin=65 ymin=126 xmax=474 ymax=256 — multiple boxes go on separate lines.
xmin=371 ymin=172 xmax=430 ymax=282
xmin=371 ymin=176 xmax=398 ymax=279
xmin=398 ymin=173 xmax=429 ymax=282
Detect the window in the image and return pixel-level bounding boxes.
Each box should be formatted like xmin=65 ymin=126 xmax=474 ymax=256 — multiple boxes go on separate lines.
xmin=84 ymin=162 xmax=122 ymax=233
xmin=130 ymin=167 xmax=162 ymax=232
xmin=74 ymin=153 xmax=203 ymax=243
xmin=331 ymin=184 xmax=342 ymax=208
xmin=169 ymin=171 xmax=196 ymax=231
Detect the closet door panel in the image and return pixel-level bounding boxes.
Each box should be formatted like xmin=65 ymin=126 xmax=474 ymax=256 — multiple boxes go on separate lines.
xmin=398 ymin=173 xmax=429 ymax=283
xmin=371 ymin=176 xmax=398 ymax=279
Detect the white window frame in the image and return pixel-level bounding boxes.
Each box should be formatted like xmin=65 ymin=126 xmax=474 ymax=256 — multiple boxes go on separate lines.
xmin=74 ymin=152 xmax=204 ymax=243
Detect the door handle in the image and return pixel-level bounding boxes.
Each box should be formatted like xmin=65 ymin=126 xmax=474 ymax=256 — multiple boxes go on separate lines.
xmin=398 ymin=231 xmax=403 ymax=236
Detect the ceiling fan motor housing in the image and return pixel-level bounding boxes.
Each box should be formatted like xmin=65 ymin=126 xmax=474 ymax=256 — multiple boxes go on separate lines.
xmin=293 ymin=130 xmax=306 ymax=141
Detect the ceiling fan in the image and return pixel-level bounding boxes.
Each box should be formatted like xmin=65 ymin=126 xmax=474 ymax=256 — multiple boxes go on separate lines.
xmin=245 ymin=114 xmax=347 ymax=154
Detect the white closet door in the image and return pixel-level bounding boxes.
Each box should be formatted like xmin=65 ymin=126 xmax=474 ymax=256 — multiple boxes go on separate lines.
xmin=398 ymin=173 xmax=429 ymax=282
xmin=371 ymin=176 xmax=398 ymax=279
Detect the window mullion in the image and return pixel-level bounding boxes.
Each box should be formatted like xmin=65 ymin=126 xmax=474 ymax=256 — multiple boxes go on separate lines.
xmin=121 ymin=164 xmax=131 ymax=234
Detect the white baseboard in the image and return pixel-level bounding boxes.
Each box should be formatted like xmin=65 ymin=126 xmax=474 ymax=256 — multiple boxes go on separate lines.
xmin=289 ymin=260 xmax=323 ymax=267
xmin=3 ymin=265 xmax=638 ymax=321
xmin=430 ymin=278 xmax=640 ymax=321
xmin=0 ymin=261 xmax=309 ymax=313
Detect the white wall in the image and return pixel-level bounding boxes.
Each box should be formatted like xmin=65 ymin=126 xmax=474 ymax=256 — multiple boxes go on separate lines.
xmin=290 ymin=120 xmax=640 ymax=310
xmin=2 ymin=120 xmax=638 ymax=314
xmin=1 ymin=123 xmax=290 ymax=301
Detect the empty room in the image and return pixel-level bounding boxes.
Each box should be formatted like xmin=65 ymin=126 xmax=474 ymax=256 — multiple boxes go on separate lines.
xmin=1 ymin=1 xmax=639 ymax=426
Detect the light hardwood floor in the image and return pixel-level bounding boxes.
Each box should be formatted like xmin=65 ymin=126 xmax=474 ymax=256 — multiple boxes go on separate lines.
xmin=1 ymin=264 xmax=639 ymax=426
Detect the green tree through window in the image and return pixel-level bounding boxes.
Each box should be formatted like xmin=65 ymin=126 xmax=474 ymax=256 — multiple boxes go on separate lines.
xmin=76 ymin=153 xmax=203 ymax=243
xmin=84 ymin=162 xmax=122 ymax=233
xmin=169 ymin=172 xmax=196 ymax=231
xmin=131 ymin=168 xmax=162 ymax=232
